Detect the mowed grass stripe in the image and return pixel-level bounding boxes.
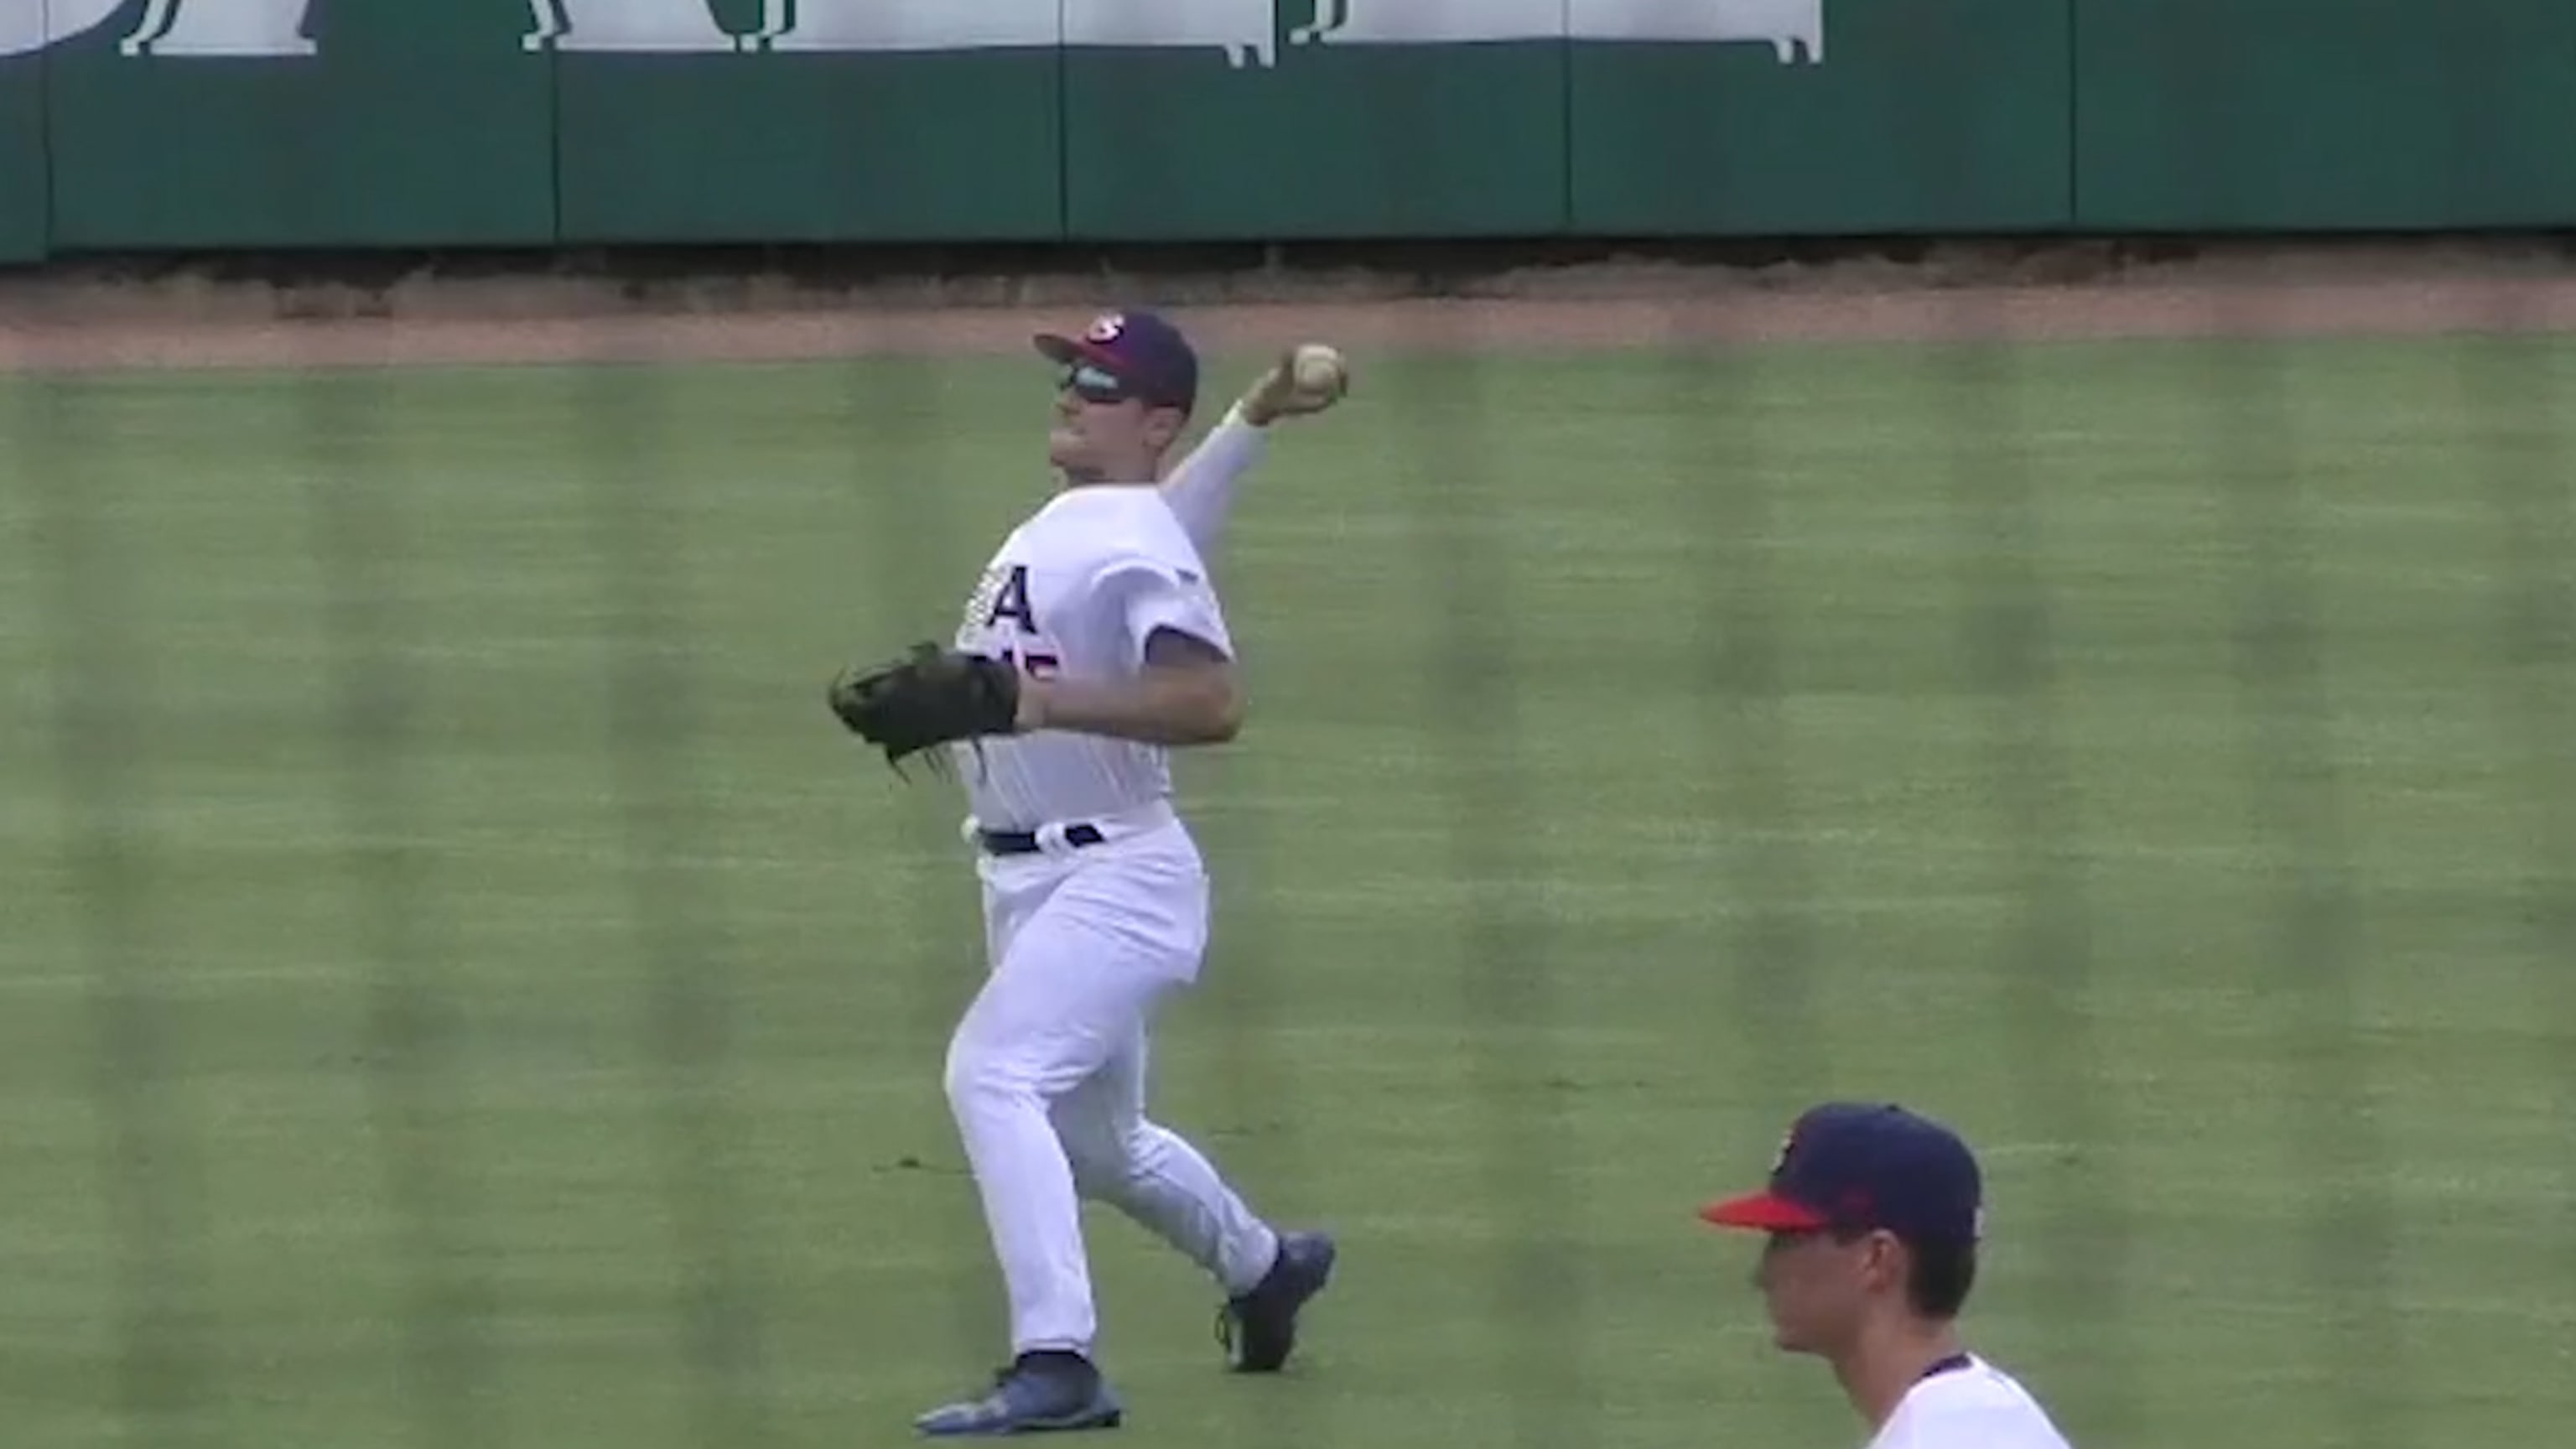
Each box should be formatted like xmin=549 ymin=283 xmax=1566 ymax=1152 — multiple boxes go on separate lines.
xmin=1 ymin=334 xmax=2571 ymax=1447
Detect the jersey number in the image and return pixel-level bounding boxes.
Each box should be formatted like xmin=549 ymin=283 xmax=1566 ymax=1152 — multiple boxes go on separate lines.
xmin=1000 ymin=646 xmax=1058 ymax=679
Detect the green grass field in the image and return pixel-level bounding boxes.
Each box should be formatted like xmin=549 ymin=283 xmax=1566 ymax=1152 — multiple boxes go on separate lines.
xmin=3 ymin=334 xmax=2573 ymax=1448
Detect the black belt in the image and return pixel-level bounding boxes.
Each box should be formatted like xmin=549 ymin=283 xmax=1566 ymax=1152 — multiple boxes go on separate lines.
xmin=978 ymin=823 xmax=1104 ymax=856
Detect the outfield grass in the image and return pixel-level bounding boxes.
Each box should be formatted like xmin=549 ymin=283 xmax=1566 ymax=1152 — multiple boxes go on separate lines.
xmin=3 ymin=334 xmax=2573 ymax=1448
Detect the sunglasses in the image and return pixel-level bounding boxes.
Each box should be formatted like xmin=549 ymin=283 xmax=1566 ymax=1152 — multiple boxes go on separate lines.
xmin=1059 ymin=361 xmax=1134 ymax=405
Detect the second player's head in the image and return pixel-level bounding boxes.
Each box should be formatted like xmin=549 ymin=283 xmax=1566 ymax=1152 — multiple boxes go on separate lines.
xmin=1697 ymin=1101 xmax=1984 ymax=1358
xmin=1033 ymin=310 xmax=1200 ymax=485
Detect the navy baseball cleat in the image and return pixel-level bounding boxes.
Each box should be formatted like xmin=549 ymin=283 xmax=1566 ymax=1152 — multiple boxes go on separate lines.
xmin=1216 ymin=1230 xmax=1337 ymax=1374
xmin=914 ymin=1351 xmax=1124 ymax=1436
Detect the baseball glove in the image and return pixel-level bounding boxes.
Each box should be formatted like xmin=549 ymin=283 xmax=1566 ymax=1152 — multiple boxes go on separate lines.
xmin=828 ymin=641 xmax=1021 ymax=771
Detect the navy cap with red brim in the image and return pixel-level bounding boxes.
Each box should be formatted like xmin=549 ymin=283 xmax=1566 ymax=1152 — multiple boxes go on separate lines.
xmin=1696 ymin=1101 xmax=1987 ymax=1247
xmin=1699 ymin=1191 xmax=1831 ymax=1233
xmin=1032 ymin=309 xmax=1199 ymax=413
xmin=1033 ymin=331 xmax=1113 ymax=368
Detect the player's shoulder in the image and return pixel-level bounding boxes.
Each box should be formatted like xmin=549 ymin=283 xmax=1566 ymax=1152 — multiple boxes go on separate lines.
xmin=1877 ymin=1358 xmax=2073 ymax=1449
xmin=1029 ymin=485 xmax=1208 ymax=580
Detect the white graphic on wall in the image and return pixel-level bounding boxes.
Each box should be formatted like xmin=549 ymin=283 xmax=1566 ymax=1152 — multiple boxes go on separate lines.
xmin=1572 ymin=0 xmax=1822 ymax=62
xmin=1299 ymin=0 xmax=1824 ymax=64
xmin=0 ymin=0 xmax=109 ymax=58
xmin=1058 ymin=0 xmax=1275 ymax=70
xmin=4 ymin=0 xmax=1818 ymax=70
xmin=120 ymin=0 xmax=316 ymax=55
xmin=527 ymin=0 xmax=1274 ymax=67
xmin=3 ymin=0 xmax=311 ymax=58
xmin=751 ymin=1 xmax=1064 ymax=56
xmin=525 ymin=0 xmax=742 ymax=54
xmin=1291 ymin=0 xmax=1566 ymax=48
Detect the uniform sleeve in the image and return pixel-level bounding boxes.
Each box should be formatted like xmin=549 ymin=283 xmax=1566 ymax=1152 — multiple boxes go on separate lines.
xmin=1156 ymin=405 xmax=1268 ymax=559
xmin=1102 ymin=557 xmax=1233 ymax=667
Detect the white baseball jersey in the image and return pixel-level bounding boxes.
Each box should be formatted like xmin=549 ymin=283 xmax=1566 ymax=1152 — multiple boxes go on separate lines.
xmin=949 ymin=482 xmax=1233 ymax=831
xmin=1867 ymin=1355 xmax=2072 ymax=1449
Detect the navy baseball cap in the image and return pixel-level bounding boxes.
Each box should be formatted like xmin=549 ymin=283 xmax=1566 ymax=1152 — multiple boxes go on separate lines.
xmin=1034 ymin=309 xmax=1200 ymax=414
xmin=1700 ymin=1102 xmax=1985 ymax=1247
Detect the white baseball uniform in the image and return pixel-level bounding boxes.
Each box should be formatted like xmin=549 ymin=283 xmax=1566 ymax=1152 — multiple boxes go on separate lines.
xmin=1867 ymin=1355 xmax=2074 ymax=1449
xmin=937 ymin=411 xmax=1279 ymax=1358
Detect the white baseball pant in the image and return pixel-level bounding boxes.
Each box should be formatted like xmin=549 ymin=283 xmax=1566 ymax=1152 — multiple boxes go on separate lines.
xmin=943 ymin=806 xmax=1280 ymax=1356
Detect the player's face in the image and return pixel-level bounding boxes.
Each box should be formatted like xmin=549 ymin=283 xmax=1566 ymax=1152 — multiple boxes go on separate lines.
xmin=1048 ymin=362 xmax=1181 ymax=480
xmin=1750 ymin=1228 xmax=1872 ymax=1355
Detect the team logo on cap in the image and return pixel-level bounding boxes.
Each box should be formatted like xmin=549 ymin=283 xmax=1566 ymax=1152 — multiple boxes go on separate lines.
xmin=1084 ymin=313 xmax=1125 ymax=343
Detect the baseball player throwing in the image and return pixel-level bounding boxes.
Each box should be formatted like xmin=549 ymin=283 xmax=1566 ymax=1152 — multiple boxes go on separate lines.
xmin=828 ymin=311 xmax=1348 ymax=1436
xmin=1700 ymin=1102 xmax=2076 ymax=1447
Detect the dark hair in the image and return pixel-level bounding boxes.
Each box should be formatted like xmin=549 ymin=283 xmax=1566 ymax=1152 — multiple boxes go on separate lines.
xmin=1906 ymin=1239 xmax=1977 ymax=1319
xmin=1829 ymin=1228 xmax=1977 ymax=1319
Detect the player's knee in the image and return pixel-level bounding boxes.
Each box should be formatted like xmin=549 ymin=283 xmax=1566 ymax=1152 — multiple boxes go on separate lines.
xmin=942 ymin=1033 xmax=1034 ymax=1116
xmin=1064 ymin=1126 xmax=1162 ymax=1201
xmin=1116 ymin=1124 xmax=1169 ymax=1177
xmin=1062 ymin=1138 xmax=1122 ymax=1199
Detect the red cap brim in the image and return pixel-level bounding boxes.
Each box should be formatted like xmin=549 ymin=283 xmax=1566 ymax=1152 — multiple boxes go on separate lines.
xmin=1034 ymin=334 xmax=1116 ymax=370
xmin=1699 ymin=1191 xmax=1829 ymax=1232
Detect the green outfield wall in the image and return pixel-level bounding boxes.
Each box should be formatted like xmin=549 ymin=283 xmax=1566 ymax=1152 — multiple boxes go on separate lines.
xmin=0 ymin=44 xmax=41 ymax=265
xmin=2 ymin=0 xmax=2573 ymax=266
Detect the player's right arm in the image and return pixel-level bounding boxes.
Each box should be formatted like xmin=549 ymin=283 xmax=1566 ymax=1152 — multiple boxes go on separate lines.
xmin=1159 ymin=346 xmax=1345 ymax=558
xmin=1157 ymin=403 xmax=1270 ymax=559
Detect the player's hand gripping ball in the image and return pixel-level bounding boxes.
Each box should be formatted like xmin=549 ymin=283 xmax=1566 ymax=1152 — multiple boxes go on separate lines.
xmin=828 ymin=641 xmax=1021 ymax=771
xmin=1242 ymin=343 xmax=1350 ymax=424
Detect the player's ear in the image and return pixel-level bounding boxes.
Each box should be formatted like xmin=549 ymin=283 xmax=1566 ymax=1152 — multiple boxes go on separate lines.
xmin=1857 ymin=1231 xmax=1908 ymax=1294
xmin=1142 ymin=404 xmax=1187 ymax=452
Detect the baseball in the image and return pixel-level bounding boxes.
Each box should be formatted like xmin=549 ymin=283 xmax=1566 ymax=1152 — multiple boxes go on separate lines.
xmin=1291 ymin=344 xmax=1348 ymax=398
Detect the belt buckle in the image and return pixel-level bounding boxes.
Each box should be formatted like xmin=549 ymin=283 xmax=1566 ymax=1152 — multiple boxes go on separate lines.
xmin=973 ymin=819 xmax=1105 ymax=856
xmin=1035 ymin=821 xmax=1101 ymax=853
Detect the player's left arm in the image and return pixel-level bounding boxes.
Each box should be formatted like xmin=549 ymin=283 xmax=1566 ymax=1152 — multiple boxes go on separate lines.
xmin=1012 ymin=561 xmax=1243 ymax=745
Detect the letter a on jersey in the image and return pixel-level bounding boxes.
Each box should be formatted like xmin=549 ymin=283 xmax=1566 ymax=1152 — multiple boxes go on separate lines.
xmin=984 ymin=565 xmax=1037 ymax=634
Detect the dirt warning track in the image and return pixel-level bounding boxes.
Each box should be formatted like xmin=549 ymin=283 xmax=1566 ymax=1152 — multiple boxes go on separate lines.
xmin=2 ymin=240 xmax=2572 ymax=376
